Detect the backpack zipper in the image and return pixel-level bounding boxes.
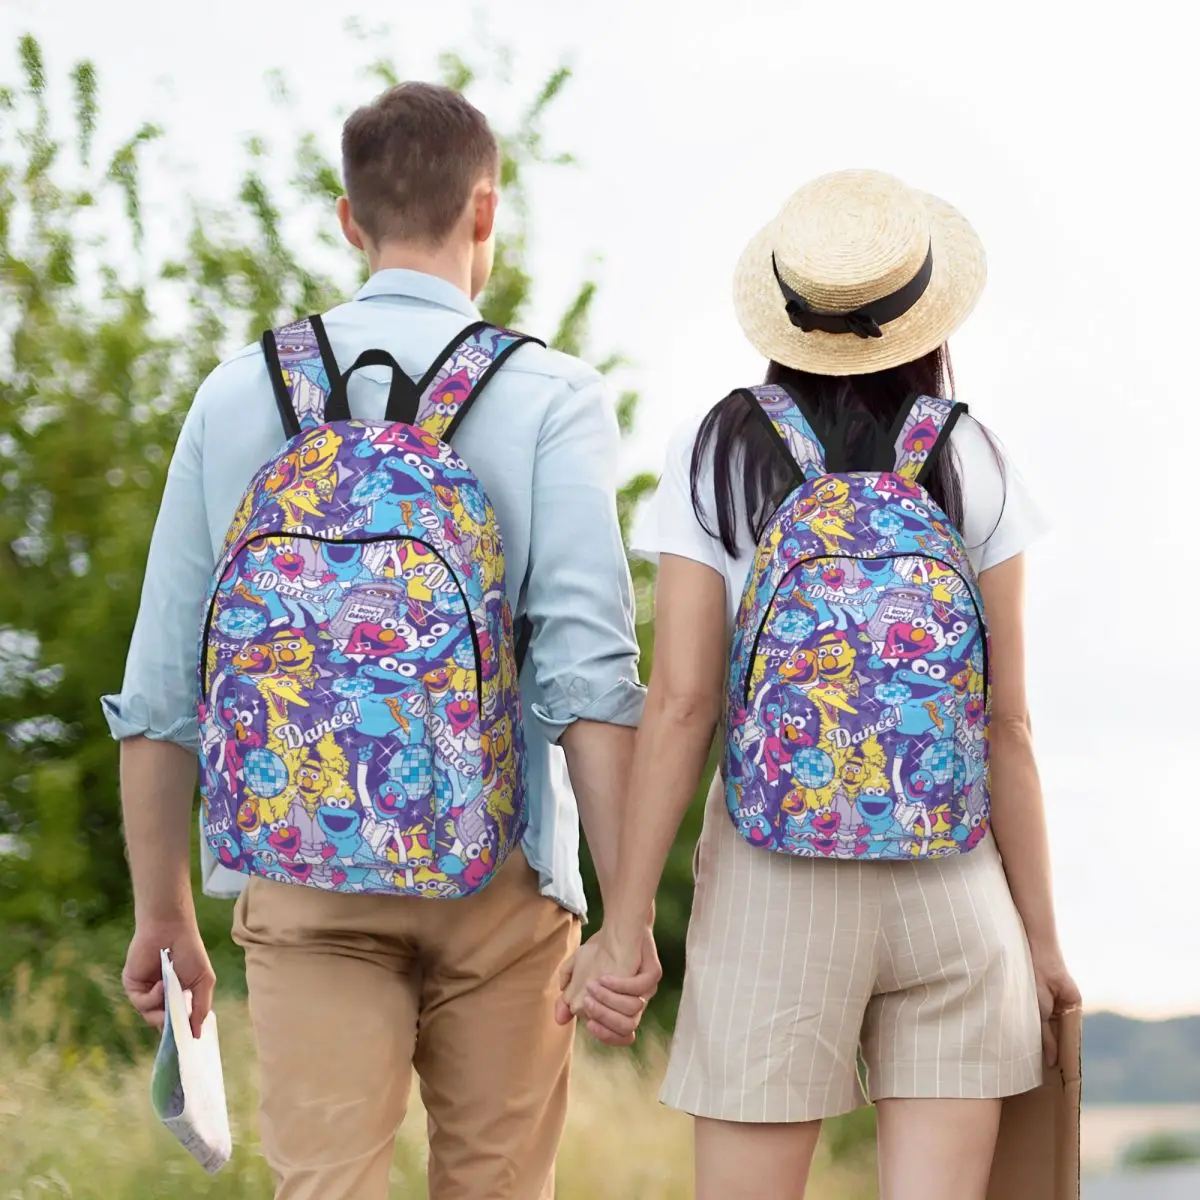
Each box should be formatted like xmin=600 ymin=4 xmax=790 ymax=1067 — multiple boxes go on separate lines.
xmin=743 ymin=552 xmax=988 ymax=709
xmin=201 ymin=530 xmax=483 ymax=710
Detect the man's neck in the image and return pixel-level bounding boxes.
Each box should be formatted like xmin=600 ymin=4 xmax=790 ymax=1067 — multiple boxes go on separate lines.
xmin=367 ymin=241 xmax=473 ymax=300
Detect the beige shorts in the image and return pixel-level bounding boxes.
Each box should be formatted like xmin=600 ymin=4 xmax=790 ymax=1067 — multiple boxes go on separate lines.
xmin=662 ymin=777 xmax=1043 ymax=1124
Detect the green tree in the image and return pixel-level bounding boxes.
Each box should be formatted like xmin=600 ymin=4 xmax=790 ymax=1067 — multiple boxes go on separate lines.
xmin=0 ymin=31 xmax=717 ymax=1044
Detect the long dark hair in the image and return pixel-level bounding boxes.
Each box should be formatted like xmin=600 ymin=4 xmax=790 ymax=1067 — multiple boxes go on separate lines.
xmin=691 ymin=345 xmax=987 ymax=556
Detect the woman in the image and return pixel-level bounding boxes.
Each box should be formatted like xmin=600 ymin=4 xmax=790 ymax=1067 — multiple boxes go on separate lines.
xmin=562 ymin=170 xmax=1080 ymax=1200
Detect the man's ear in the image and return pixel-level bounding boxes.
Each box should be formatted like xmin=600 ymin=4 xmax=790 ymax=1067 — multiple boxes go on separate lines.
xmin=337 ymin=196 xmax=366 ymax=251
xmin=473 ymin=181 xmax=498 ymax=245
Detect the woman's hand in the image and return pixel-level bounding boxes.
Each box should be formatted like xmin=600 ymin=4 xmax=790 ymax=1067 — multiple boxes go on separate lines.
xmin=555 ymin=926 xmax=659 ymax=1047
xmin=1030 ymin=944 xmax=1081 ymax=1066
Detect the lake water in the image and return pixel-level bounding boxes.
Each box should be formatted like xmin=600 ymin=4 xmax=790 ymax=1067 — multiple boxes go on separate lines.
xmin=1085 ymin=1164 xmax=1200 ymax=1200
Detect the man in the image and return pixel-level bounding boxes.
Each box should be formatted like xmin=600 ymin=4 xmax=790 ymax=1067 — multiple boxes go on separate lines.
xmin=105 ymin=82 xmax=659 ymax=1200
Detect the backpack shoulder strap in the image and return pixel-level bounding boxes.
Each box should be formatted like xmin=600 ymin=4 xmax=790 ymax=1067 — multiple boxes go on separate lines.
xmin=261 ymin=314 xmax=343 ymax=438
xmin=740 ymin=383 xmax=827 ymax=483
xmin=413 ymin=322 xmax=545 ymax=442
xmin=890 ymin=394 xmax=969 ymax=484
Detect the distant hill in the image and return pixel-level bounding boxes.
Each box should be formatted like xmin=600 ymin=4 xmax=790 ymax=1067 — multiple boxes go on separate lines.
xmin=1085 ymin=1013 xmax=1200 ymax=1104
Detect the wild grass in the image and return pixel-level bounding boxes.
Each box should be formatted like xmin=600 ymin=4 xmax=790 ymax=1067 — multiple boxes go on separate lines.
xmin=0 ymin=962 xmax=876 ymax=1198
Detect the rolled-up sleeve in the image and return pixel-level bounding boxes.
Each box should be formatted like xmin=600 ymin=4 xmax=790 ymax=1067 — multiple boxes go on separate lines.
xmin=101 ymin=395 xmax=214 ymax=753
xmin=525 ymin=374 xmax=646 ymax=741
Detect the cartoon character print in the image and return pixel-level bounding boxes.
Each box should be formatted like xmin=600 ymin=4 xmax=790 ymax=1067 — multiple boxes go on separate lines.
xmin=753 ymin=685 xmax=822 ymax=786
xmin=893 ymin=396 xmax=959 ymax=482
xmin=414 ymin=327 xmax=531 ymax=441
xmin=805 ymin=476 xmax=858 ymax=554
xmin=260 ymin=428 xmax=345 ymax=528
xmin=223 ymin=538 xmax=332 ymax=630
xmin=752 ymin=385 xmax=827 ymax=478
xmin=737 ymin=810 xmax=774 ymax=848
xmin=953 ymin=773 xmax=990 ymax=850
xmin=199 ymin=325 xmax=533 ymax=898
xmin=353 ymin=421 xmax=447 ymax=464
xmin=811 ymin=629 xmax=861 ymax=707
xmin=724 ymin=395 xmax=988 ymax=863
xmin=347 ymin=455 xmax=446 ymax=540
xmin=392 ymin=541 xmax=450 ymax=620
xmin=808 ymin=557 xmax=873 ymax=631
xmin=202 ymin=676 xmax=265 ymax=798
xmin=272 ymin=320 xmax=333 ymax=428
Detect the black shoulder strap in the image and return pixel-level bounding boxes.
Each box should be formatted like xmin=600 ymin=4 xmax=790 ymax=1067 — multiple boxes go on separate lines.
xmin=261 ymin=314 xmax=342 ymax=438
xmin=413 ymin=322 xmax=544 ymax=443
xmin=515 ymin=615 xmax=532 ymax=674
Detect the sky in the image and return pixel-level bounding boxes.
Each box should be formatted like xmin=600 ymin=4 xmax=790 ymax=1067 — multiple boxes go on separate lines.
xmin=3 ymin=0 xmax=1197 ymax=1017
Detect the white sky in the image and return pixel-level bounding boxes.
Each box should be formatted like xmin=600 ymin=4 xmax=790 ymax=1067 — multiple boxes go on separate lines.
xmin=4 ymin=0 xmax=1197 ymax=1017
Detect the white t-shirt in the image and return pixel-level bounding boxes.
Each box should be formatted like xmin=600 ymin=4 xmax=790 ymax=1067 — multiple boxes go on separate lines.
xmin=631 ymin=408 xmax=1047 ymax=628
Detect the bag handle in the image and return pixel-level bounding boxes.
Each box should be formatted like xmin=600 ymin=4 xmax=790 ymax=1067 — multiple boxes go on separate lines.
xmin=326 ymin=349 xmax=421 ymax=425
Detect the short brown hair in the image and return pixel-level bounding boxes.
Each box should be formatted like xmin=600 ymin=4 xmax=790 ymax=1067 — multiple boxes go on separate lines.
xmin=341 ymin=82 xmax=499 ymax=246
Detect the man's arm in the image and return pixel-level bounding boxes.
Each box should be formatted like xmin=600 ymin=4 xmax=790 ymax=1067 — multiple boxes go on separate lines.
xmin=522 ymin=372 xmax=658 ymax=1040
xmin=558 ymin=719 xmax=662 ymax=1046
xmin=558 ymin=719 xmax=635 ymax=905
xmin=119 ymin=739 xmax=214 ymax=1038
xmin=122 ymin=740 xmax=198 ymax=927
xmin=522 ymin=372 xmax=646 ymax=902
xmin=104 ymin=398 xmax=217 ymax=1037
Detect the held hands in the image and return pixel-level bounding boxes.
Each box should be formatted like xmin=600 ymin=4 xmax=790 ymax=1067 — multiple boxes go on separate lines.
xmin=555 ymin=925 xmax=661 ymax=1047
xmin=122 ymin=919 xmax=215 ymax=1040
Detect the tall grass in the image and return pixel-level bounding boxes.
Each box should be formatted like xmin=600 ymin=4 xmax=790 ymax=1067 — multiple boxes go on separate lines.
xmin=1 ymin=964 xmax=877 ymax=1198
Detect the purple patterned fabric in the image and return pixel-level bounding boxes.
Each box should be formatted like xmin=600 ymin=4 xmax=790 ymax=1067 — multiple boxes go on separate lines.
xmin=752 ymin=384 xmax=826 ymax=478
xmin=724 ymin=389 xmax=988 ymax=861
xmin=197 ymin=322 xmax=528 ymax=897
xmin=271 ymin=318 xmax=334 ymax=431
xmin=894 ymin=395 xmax=957 ymax=481
xmin=416 ymin=326 xmax=529 ymax=439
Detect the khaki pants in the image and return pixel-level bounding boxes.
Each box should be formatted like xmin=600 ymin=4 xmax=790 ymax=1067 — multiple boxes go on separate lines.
xmin=232 ymin=851 xmax=580 ymax=1200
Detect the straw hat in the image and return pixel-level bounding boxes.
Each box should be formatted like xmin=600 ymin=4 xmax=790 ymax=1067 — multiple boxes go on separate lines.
xmin=732 ymin=169 xmax=986 ymax=376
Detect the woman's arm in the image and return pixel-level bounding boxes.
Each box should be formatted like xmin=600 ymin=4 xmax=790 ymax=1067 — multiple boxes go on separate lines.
xmin=607 ymin=552 xmax=728 ymax=947
xmin=561 ymin=553 xmax=727 ymax=1010
xmin=978 ymin=553 xmax=1081 ymax=1061
xmin=979 ymin=555 xmax=1056 ymax=943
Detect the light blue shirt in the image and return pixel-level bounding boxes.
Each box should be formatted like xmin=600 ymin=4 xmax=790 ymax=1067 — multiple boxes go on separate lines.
xmin=102 ymin=269 xmax=645 ymax=917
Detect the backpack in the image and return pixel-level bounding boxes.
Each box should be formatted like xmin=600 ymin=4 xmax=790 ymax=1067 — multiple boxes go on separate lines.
xmin=197 ymin=314 xmax=541 ymax=897
xmin=724 ymin=384 xmax=990 ymax=861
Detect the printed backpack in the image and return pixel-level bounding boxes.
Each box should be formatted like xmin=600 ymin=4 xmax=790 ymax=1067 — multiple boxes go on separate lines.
xmin=724 ymin=384 xmax=990 ymax=861
xmin=197 ymin=314 xmax=541 ymax=897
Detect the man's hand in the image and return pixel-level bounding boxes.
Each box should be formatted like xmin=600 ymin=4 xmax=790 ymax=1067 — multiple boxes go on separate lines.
xmin=555 ymin=925 xmax=661 ymax=1047
xmin=123 ymin=920 xmax=215 ymax=1040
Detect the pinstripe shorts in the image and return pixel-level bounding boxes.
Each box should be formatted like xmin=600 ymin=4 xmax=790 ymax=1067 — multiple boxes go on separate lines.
xmin=661 ymin=776 xmax=1043 ymax=1123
